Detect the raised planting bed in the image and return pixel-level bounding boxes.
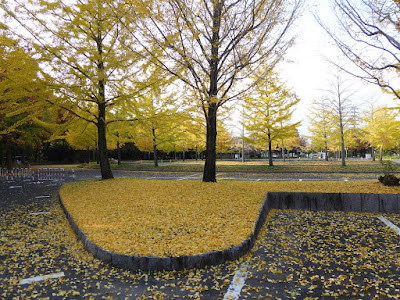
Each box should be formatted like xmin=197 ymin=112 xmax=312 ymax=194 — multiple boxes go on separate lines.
xmin=59 ymin=179 xmax=400 ymax=272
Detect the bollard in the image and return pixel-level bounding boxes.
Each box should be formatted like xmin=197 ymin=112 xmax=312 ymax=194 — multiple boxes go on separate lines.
xmin=72 ymin=169 xmax=75 ymax=181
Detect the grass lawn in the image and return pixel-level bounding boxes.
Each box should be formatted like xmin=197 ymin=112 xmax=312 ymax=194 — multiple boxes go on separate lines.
xmin=81 ymin=159 xmax=396 ymax=174
xmin=60 ymin=178 xmax=400 ymax=257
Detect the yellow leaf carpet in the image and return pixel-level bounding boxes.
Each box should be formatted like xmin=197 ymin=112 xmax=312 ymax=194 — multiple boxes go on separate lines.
xmin=60 ymin=179 xmax=400 ymax=257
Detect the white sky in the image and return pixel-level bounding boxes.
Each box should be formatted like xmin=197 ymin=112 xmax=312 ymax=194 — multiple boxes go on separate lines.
xmin=278 ymin=0 xmax=397 ymax=136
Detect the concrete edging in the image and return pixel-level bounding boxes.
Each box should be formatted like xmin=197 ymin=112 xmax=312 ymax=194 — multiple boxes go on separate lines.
xmin=58 ymin=192 xmax=400 ymax=272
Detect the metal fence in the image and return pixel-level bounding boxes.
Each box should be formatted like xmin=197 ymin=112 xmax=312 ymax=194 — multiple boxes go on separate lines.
xmin=0 ymin=168 xmax=66 ymax=182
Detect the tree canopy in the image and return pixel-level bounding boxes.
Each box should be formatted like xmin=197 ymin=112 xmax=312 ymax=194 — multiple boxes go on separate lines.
xmin=320 ymin=0 xmax=400 ymax=102
xmin=0 ymin=33 xmax=54 ymax=168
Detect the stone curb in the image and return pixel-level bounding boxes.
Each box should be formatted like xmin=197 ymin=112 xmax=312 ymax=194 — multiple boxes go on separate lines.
xmin=58 ymin=192 xmax=400 ymax=272
xmin=266 ymin=192 xmax=400 ymax=213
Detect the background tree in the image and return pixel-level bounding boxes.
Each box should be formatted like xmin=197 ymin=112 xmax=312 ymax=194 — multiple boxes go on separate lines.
xmin=1 ymin=0 xmax=145 ymax=179
xmin=324 ymin=72 xmax=356 ymax=166
xmin=307 ymin=98 xmax=335 ymax=161
xmin=279 ymin=129 xmax=302 ymax=161
xmin=0 ymin=32 xmax=53 ymax=168
xmin=320 ymin=0 xmax=400 ymax=102
xmin=133 ymin=84 xmax=183 ymax=167
xmin=109 ymin=119 xmax=136 ymax=165
xmin=244 ymin=73 xmax=300 ymax=166
xmin=118 ymin=0 xmax=304 ymax=181
xmin=344 ymin=105 xmax=365 ymax=157
xmin=216 ymin=121 xmax=234 ymax=159
xmin=362 ymin=101 xmax=378 ymax=160
xmin=181 ymin=113 xmax=207 ymax=161
xmin=364 ymin=106 xmax=400 ymax=160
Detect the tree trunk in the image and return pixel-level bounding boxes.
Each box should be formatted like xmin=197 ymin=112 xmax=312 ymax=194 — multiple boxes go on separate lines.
xmin=117 ymin=140 xmax=121 ymax=165
xmin=202 ymin=1 xmax=221 ymax=182
xmin=379 ymin=146 xmax=383 ymax=161
xmin=97 ymin=114 xmax=113 ymax=179
xmin=281 ymin=140 xmax=285 ymax=162
xmin=203 ymin=103 xmax=217 ymax=182
xmin=195 ymin=146 xmax=198 ymax=161
xmin=241 ymin=136 xmax=245 ymax=163
xmin=152 ymin=127 xmax=158 ymax=167
xmin=325 ymin=141 xmax=329 ymax=161
xmin=96 ymin=69 xmax=112 ymax=178
xmin=96 ymin=28 xmax=113 ymax=179
xmin=340 ymin=122 xmax=346 ymax=167
xmin=182 ymin=145 xmax=185 ymax=161
xmin=268 ymin=131 xmax=273 ymax=166
xmin=371 ymin=146 xmax=375 ymax=161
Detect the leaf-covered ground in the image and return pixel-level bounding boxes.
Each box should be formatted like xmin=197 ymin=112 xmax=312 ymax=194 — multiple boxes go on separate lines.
xmin=0 ymin=188 xmax=231 ymax=299
xmin=3 ymin=180 xmax=400 ymax=299
xmin=60 ymin=179 xmax=400 ymax=257
xmin=243 ymin=210 xmax=400 ymax=299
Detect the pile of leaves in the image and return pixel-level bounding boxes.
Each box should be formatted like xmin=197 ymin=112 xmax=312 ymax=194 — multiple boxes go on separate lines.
xmin=378 ymin=160 xmax=400 ymax=186
xmin=60 ymin=179 xmax=400 ymax=257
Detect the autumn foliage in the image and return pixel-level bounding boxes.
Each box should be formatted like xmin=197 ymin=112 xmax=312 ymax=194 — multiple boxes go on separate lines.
xmin=60 ymin=179 xmax=400 ymax=257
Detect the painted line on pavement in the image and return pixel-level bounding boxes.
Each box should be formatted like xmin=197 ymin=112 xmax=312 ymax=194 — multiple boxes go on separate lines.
xmin=20 ymin=272 xmax=65 ymax=285
xmin=9 ymin=185 xmax=22 ymax=189
xmin=35 ymin=195 xmax=50 ymax=199
xmin=30 ymin=212 xmax=51 ymax=216
xmin=223 ymin=263 xmax=248 ymax=300
xmin=378 ymin=216 xmax=400 ymax=237
xmin=177 ymin=174 xmax=201 ymax=181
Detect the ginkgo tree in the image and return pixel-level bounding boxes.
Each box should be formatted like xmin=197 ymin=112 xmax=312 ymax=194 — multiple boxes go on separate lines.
xmin=0 ymin=0 xmax=148 ymax=179
xmin=308 ymin=98 xmax=335 ymax=161
xmin=343 ymin=105 xmax=365 ymax=157
xmin=216 ymin=121 xmax=234 ymax=159
xmin=0 ymin=32 xmax=53 ymax=169
xmin=116 ymin=0 xmax=304 ymax=181
xmin=324 ymin=72 xmax=357 ymax=166
xmin=279 ymin=129 xmax=302 ymax=161
xmin=244 ymin=72 xmax=300 ymax=166
xmin=49 ymin=109 xmax=133 ymax=164
xmin=364 ymin=106 xmax=400 ymax=160
xmin=133 ymin=84 xmax=184 ymax=167
xmin=108 ymin=119 xmax=136 ymax=165
xmin=182 ymin=115 xmax=206 ymax=161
